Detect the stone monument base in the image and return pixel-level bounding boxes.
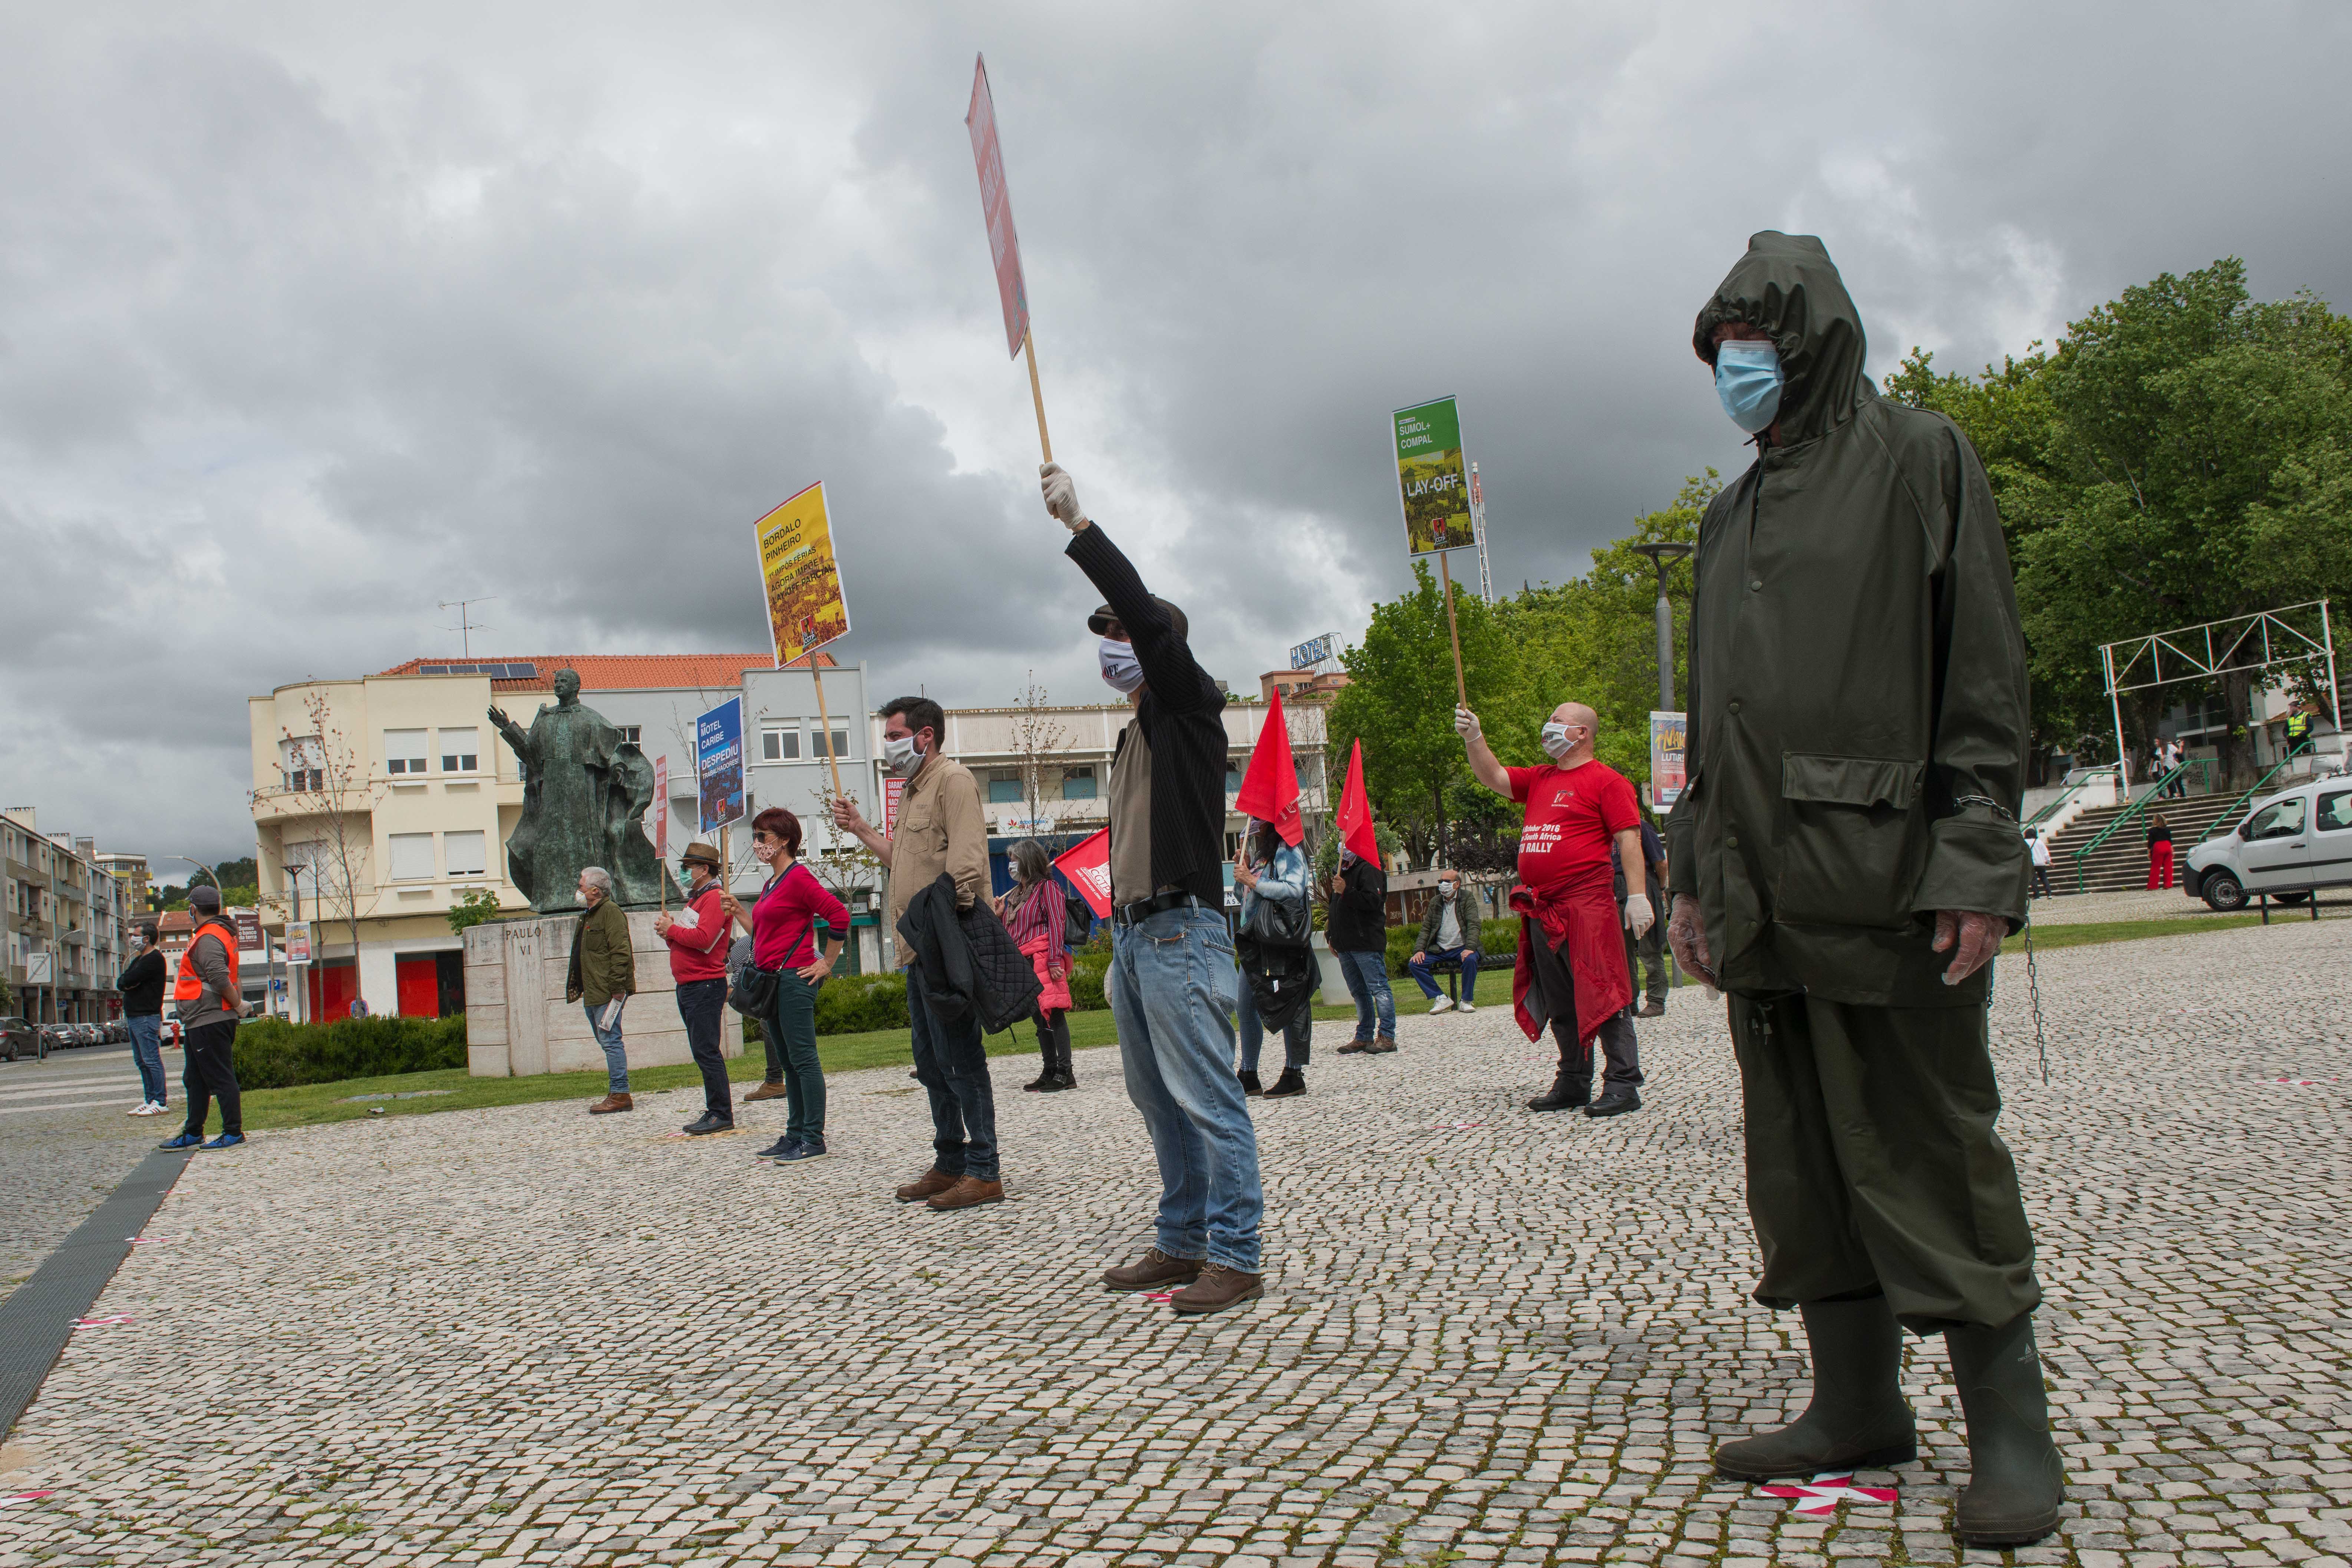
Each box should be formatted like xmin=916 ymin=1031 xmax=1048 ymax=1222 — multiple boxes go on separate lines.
xmin=462 ymin=911 xmax=746 ymax=1078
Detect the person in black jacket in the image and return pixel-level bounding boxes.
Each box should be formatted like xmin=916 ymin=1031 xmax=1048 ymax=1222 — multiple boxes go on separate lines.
xmin=1046 ymin=461 xmax=1265 ymax=1317
xmin=1327 ymin=851 xmax=1396 ymax=1054
xmin=118 ymin=924 xmax=170 ymax=1116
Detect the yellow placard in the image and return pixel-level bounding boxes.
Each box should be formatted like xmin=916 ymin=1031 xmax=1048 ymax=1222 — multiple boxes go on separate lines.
xmin=753 ymin=481 xmax=852 ymax=667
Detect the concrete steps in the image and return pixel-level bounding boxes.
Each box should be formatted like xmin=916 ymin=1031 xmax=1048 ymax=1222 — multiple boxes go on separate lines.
xmin=2043 ymin=790 xmax=2249 ymax=894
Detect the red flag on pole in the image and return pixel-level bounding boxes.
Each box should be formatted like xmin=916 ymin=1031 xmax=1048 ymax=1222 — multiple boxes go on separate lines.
xmin=1233 ymin=691 xmax=1304 ymax=846
xmin=1334 ymin=739 xmax=1378 ymax=864
xmin=1052 ymin=828 xmax=1113 ymax=919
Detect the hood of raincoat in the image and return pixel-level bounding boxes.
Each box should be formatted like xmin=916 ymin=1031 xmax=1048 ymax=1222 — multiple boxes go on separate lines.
xmin=1692 ymin=231 xmax=1874 ymax=447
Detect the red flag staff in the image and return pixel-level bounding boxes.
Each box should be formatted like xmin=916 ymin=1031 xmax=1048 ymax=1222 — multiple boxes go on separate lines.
xmin=965 ymin=56 xmax=1054 ymax=465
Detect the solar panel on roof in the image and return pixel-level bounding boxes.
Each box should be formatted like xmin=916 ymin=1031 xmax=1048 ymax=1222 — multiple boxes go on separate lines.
xmin=412 ymin=661 xmax=538 ymax=678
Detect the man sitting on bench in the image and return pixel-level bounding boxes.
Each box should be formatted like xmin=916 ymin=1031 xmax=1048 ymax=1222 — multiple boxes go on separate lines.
xmin=1406 ymin=869 xmax=1480 ymax=1014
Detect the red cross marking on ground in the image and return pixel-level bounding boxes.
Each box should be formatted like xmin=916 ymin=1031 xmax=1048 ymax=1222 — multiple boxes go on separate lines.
xmin=1758 ymin=1473 xmax=1899 ymax=1516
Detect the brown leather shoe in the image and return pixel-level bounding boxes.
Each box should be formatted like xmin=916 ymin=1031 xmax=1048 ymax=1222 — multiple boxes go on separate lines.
xmin=1637 ymin=1000 xmax=1666 ymax=1018
xmin=1369 ymin=1034 xmax=1399 ymax=1054
xmin=894 ymin=1168 xmax=959 ymax=1204
xmin=1102 ymin=1247 xmax=1204 ymax=1293
xmin=1168 ymin=1262 xmax=1264 ymax=1316
xmin=588 ymin=1093 xmax=633 ymax=1115
xmin=926 ymin=1175 xmax=1005 ymax=1211
xmin=743 ymin=1080 xmax=790 ymax=1102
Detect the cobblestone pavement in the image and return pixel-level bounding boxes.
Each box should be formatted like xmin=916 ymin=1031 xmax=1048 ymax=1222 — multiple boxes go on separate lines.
xmin=0 ymin=1046 xmax=165 ymax=1291
xmin=4 ymin=920 xmax=2349 ymax=1567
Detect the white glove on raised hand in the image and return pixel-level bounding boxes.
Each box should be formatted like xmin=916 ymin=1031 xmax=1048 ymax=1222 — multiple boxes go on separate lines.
xmin=1454 ymin=705 xmax=1482 ymax=742
xmin=1622 ymin=892 xmax=1654 ymax=939
xmin=1040 ymin=463 xmax=1089 ymax=532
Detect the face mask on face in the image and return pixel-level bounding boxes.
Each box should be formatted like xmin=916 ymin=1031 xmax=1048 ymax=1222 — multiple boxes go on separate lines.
xmin=881 ymin=733 xmax=923 ymax=776
xmin=1541 ymin=722 xmax=1576 ymax=760
xmin=1438 ymin=882 xmax=1456 ymax=900
xmin=1715 ymin=340 xmax=1784 ymax=433
xmin=1099 ymin=638 xmax=1145 ymax=694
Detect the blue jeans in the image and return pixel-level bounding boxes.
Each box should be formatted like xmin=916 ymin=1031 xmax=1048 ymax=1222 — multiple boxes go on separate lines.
xmin=1108 ymin=905 xmax=1262 ymax=1272
xmin=1333 ymin=949 xmax=1395 ymax=1042
xmin=1408 ymin=946 xmax=1479 ymax=1001
xmin=907 ymin=963 xmax=998 ymax=1180
xmin=767 ymin=971 xmax=825 ymax=1144
xmin=127 ymin=1014 xmax=166 ymax=1105
xmin=585 ymin=1000 xmax=629 ymax=1092
xmin=1236 ymin=984 xmax=1310 ymax=1074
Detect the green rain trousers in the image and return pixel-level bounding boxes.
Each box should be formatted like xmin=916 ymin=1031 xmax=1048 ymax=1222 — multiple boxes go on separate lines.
xmin=1731 ymin=989 xmax=2039 ymax=1333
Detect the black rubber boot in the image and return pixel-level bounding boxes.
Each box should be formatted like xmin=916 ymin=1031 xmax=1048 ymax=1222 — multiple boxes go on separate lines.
xmin=1946 ymin=1311 xmax=2064 ymax=1546
xmin=1039 ymin=1033 xmax=1076 ymax=1093
xmin=1237 ymin=1069 xmax=1263 ymax=1096
xmin=1261 ymin=1067 xmax=1306 ymax=1099
xmin=1715 ymin=1295 xmax=1917 ymax=1479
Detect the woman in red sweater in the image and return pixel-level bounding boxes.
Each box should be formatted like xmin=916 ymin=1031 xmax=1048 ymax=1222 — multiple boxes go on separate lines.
xmin=721 ymin=808 xmax=847 ymax=1163
xmin=999 ymin=839 xmax=1074 ymax=1093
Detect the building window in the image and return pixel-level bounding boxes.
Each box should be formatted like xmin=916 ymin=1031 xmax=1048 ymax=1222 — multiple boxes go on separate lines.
xmin=1062 ymin=768 xmax=1097 ymax=800
xmin=280 ymin=736 xmax=324 ymax=793
xmin=988 ymin=776 xmax=1024 ymax=804
xmin=387 ymin=833 xmax=436 ymax=881
xmin=619 ymin=726 xmax=642 ymax=745
xmin=761 ymin=726 xmax=801 ymax=762
xmin=443 ymin=831 xmax=487 ymax=877
xmin=1225 ymin=762 xmax=1244 ymax=794
xmin=386 ymin=730 xmax=428 ymax=776
xmin=439 ymin=728 xmax=480 ymax=773
xmin=811 ymin=727 xmax=850 ymax=760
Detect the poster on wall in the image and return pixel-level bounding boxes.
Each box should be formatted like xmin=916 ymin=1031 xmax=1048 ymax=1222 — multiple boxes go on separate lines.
xmin=753 ymin=481 xmax=852 ymax=669
xmin=1649 ymin=711 xmax=1688 ymax=808
xmin=696 ymin=699 xmax=746 ymax=835
xmin=284 ymin=922 xmax=313 ymax=965
xmin=232 ymin=910 xmax=263 ymax=951
xmin=1392 ymin=396 xmax=1472 ymax=556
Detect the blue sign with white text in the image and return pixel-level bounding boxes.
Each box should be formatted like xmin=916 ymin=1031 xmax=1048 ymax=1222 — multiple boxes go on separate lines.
xmin=696 ymin=697 xmax=746 ymax=835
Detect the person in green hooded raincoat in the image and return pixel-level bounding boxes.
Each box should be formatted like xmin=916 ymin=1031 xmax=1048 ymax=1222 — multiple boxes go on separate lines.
xmin=1663 ymin=232 xmax=2063 ymax=1548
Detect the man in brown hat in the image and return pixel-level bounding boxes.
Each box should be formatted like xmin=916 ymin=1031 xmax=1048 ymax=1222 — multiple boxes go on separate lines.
xmin=655 ymin=841 xmax=736 ymax=1135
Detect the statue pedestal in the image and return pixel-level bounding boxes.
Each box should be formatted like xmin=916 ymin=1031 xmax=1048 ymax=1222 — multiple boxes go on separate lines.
xmin=463 ymin=911 xmax=746 ymax=1078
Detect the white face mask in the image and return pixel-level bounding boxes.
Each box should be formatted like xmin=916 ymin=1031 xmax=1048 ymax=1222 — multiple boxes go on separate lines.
xmin=1438 ymin=882 xmax=1457 ymax=900
xmin=1541 ymin=722 xmax=1576 ymax=760
xmin=882 ymin=732 xmax=923 ymax=776
xmin=1099 ymin=638 xmax=1144 ymax=694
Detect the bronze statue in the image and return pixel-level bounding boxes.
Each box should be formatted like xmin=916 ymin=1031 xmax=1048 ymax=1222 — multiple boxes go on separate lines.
xmin=490 ymin=669 xmax=679 ymax=912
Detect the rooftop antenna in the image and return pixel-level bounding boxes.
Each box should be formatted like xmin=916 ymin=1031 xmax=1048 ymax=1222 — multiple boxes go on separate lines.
xmin=438 ymin=597 xmax=499 ymax=657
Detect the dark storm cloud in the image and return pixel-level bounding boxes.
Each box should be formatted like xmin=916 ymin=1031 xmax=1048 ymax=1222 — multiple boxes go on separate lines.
xmin=3 ymin=1 xmax=2349 ymax=858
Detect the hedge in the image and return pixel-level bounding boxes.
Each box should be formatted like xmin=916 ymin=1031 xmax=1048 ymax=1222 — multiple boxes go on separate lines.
xmin=1381 ymin=917 xmax=1521 ymax=978
xmin=231 ymin=1014 xmax=468 ymax=1089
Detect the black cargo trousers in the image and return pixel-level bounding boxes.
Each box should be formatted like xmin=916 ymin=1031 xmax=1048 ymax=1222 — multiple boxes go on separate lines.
xmin=1729 ymin=991 xmax=2041 ymax=1333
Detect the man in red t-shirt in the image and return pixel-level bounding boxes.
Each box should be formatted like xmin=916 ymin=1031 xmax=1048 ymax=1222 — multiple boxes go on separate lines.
xmin=1455 ymin=700 xmax=1655 ymax=1116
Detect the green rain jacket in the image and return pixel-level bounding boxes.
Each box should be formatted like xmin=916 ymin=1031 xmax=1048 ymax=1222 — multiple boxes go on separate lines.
xmin=1664 ymin=232 xmax=2031 ymax=1009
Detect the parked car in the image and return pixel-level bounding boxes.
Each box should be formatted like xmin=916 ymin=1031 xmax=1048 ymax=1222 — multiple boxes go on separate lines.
xmin=2186 ymin=776 xmax=2352 ymax=911
xmin=74 ymin=1023 xmax=102 ymax=1047
xmin=40 ymin=1023 xmax=77 ymax=1052
xmin=0 ymin=1017 xmax=41 ymax=1063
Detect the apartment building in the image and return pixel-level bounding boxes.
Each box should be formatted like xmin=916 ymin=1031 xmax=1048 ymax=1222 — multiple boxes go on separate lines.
xmin=1 ymin=808 xmax=125 ymax=1022
xmin=251 ymin=653 xmax=777 ymax=1018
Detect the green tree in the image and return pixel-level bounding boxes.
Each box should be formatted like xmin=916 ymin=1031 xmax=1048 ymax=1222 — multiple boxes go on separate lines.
xmin=1327 ymin=563 xmax=1514 ymax=867
xmin=446 ymin=888 xmax=505 ymax=937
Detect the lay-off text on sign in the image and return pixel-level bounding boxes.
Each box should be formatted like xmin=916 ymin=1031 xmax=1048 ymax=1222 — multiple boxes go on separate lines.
xmin=1392 ymin=396 xmax=1472 ymax=556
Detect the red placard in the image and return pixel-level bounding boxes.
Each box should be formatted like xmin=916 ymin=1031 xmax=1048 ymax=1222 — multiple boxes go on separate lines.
xmin=651 ymin=756 xmax=669 ymax=862
xmin=1052 ymin=829 xmax=1113 ymax=919
xmin=884 ymin=775 xmax=906 ymax=838
xmin=964 ymin=55 xmax=1031 ymax=359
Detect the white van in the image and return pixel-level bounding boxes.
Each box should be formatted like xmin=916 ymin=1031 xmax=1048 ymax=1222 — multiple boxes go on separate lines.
xmin=2184 ymin=776 xmax=2352 ymax=910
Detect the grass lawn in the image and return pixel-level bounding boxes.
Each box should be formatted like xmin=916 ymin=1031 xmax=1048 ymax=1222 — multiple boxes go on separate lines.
xmin=234 ymin=912 xmax=2279 ymax=1132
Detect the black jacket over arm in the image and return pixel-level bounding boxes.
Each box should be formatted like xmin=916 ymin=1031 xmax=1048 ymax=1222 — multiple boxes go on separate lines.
xmin=1067 ymin=524 xmax=1230 ymax=909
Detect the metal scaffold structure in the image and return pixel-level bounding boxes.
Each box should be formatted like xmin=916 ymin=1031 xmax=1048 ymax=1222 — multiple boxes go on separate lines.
xmin=2097 ymin=599 xmax=2340 ymax=784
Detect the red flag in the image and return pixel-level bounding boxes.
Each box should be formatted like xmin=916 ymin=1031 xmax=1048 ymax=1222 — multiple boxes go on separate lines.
xmin=1335 ymin=739 xmax=1378 ymax=863
xmin=1233 ymin=691 xmax=1303 ymax=846
xmin=1052 ymin=828 xmax=1113 ymax=918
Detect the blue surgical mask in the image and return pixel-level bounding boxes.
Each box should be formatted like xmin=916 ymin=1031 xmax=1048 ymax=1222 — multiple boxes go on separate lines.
xmin=1715 ymin=340 xmax=1784 ymax=433
xmin=1099 ymin=637 xmax=1144 ymax=694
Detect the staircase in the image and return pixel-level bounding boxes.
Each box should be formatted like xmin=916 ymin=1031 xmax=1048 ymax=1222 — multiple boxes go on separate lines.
xmin=2042 ymin=789 xmax=2249 ymax=894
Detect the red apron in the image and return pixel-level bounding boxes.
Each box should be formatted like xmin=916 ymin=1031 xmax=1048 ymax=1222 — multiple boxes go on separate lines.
xmin=1510 ymin=881 xmax=1631 ymax=1047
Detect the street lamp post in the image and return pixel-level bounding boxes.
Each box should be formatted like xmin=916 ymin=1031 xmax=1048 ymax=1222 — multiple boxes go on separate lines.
xmin=1630 ymin=542 xmax=1695 ymax=711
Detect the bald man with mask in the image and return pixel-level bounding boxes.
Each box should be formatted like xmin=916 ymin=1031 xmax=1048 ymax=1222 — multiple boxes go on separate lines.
xmin=1456 ymin=700 xmax=1651 ymax=1116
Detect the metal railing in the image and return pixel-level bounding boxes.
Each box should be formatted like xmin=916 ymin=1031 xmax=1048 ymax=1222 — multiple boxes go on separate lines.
xmin=2024 ymin=766 xmax=2116 ymax=831
xmin=2194 ymin=741 xmax=2315 ymax=846
xmin=2067 ymin=759 xmax=2210 ymax=892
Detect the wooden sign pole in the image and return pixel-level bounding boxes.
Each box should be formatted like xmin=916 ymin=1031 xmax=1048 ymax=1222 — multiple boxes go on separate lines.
xmin=1437 ymin=548 xmax=1468 ymax=710
xmin=1024 ymin=328 xmax=1053 ymax=463
xmin=808 ymin=653 xmax=846 ymax=799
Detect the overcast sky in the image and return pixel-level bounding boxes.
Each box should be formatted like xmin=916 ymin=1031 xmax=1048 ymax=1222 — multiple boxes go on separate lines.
xmin=7 ymin=1 xmax=2350 ymax=865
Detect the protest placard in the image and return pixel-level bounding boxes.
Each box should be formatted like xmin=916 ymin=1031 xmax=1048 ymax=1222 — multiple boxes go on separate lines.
xmin=696 ymin=698 xmax=746 ymax=836
xmin=1393 ymin=397 xmax=1472 ymax=556
xmin=965 ymin=54 xmax=1055 ymax=462
xmin=1649 ymin=712 xmax=1688 ymax=808
xmin=754 ymin=482 xmax=851 ymax=669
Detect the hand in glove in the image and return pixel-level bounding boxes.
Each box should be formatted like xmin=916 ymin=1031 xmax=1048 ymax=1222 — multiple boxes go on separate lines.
xmin=1040 ymin=463 xmax=1090 ymax=532
xmin=1622 ymin=892 xmax=1654 ymax=939
xmin=1930 ymin=909 xmax=2003 ymax=986
xmin=1665 ymin=892 xmax=1719 ymax=997
xmin=1453 ymin=705 xmax=1482 ymax=742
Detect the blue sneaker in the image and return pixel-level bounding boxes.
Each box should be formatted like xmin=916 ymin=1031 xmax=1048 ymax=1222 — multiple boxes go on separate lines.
xmin=159 ymin=1132 xmax=205 ymax=1150
xmin=200 ymin=1133 xmax=245 ymax=1150
xmin=755 ymin=1136 xmax=800 ymax=1159
xmin=775 ymin=1137 xmax=827 ymax=1163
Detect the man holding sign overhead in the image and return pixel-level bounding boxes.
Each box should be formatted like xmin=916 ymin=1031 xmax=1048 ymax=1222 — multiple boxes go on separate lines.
xmin=1044 ymin=461 xmax=1265 ymax=1318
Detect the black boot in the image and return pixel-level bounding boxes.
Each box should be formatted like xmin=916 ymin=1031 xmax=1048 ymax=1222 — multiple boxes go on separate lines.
xmin=1261 ymin=1067 xmax=1306 ymax=1098
xmin=1946 ymin=1311 xmax=2064 ymax=1546
xmin=1526 ymin=1055 xmax=1592 ymax=1112
xmin=1715 ymin=1295 xmax=1917 ymax=1479
xmin=1039 ymin=1033 xmax=1076 ymax=1093
xmin=1022 ymin=1021 xmax=1055 ymax=1092
xmin=1237 ymin=1069 xmax=1263 ymax=1096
